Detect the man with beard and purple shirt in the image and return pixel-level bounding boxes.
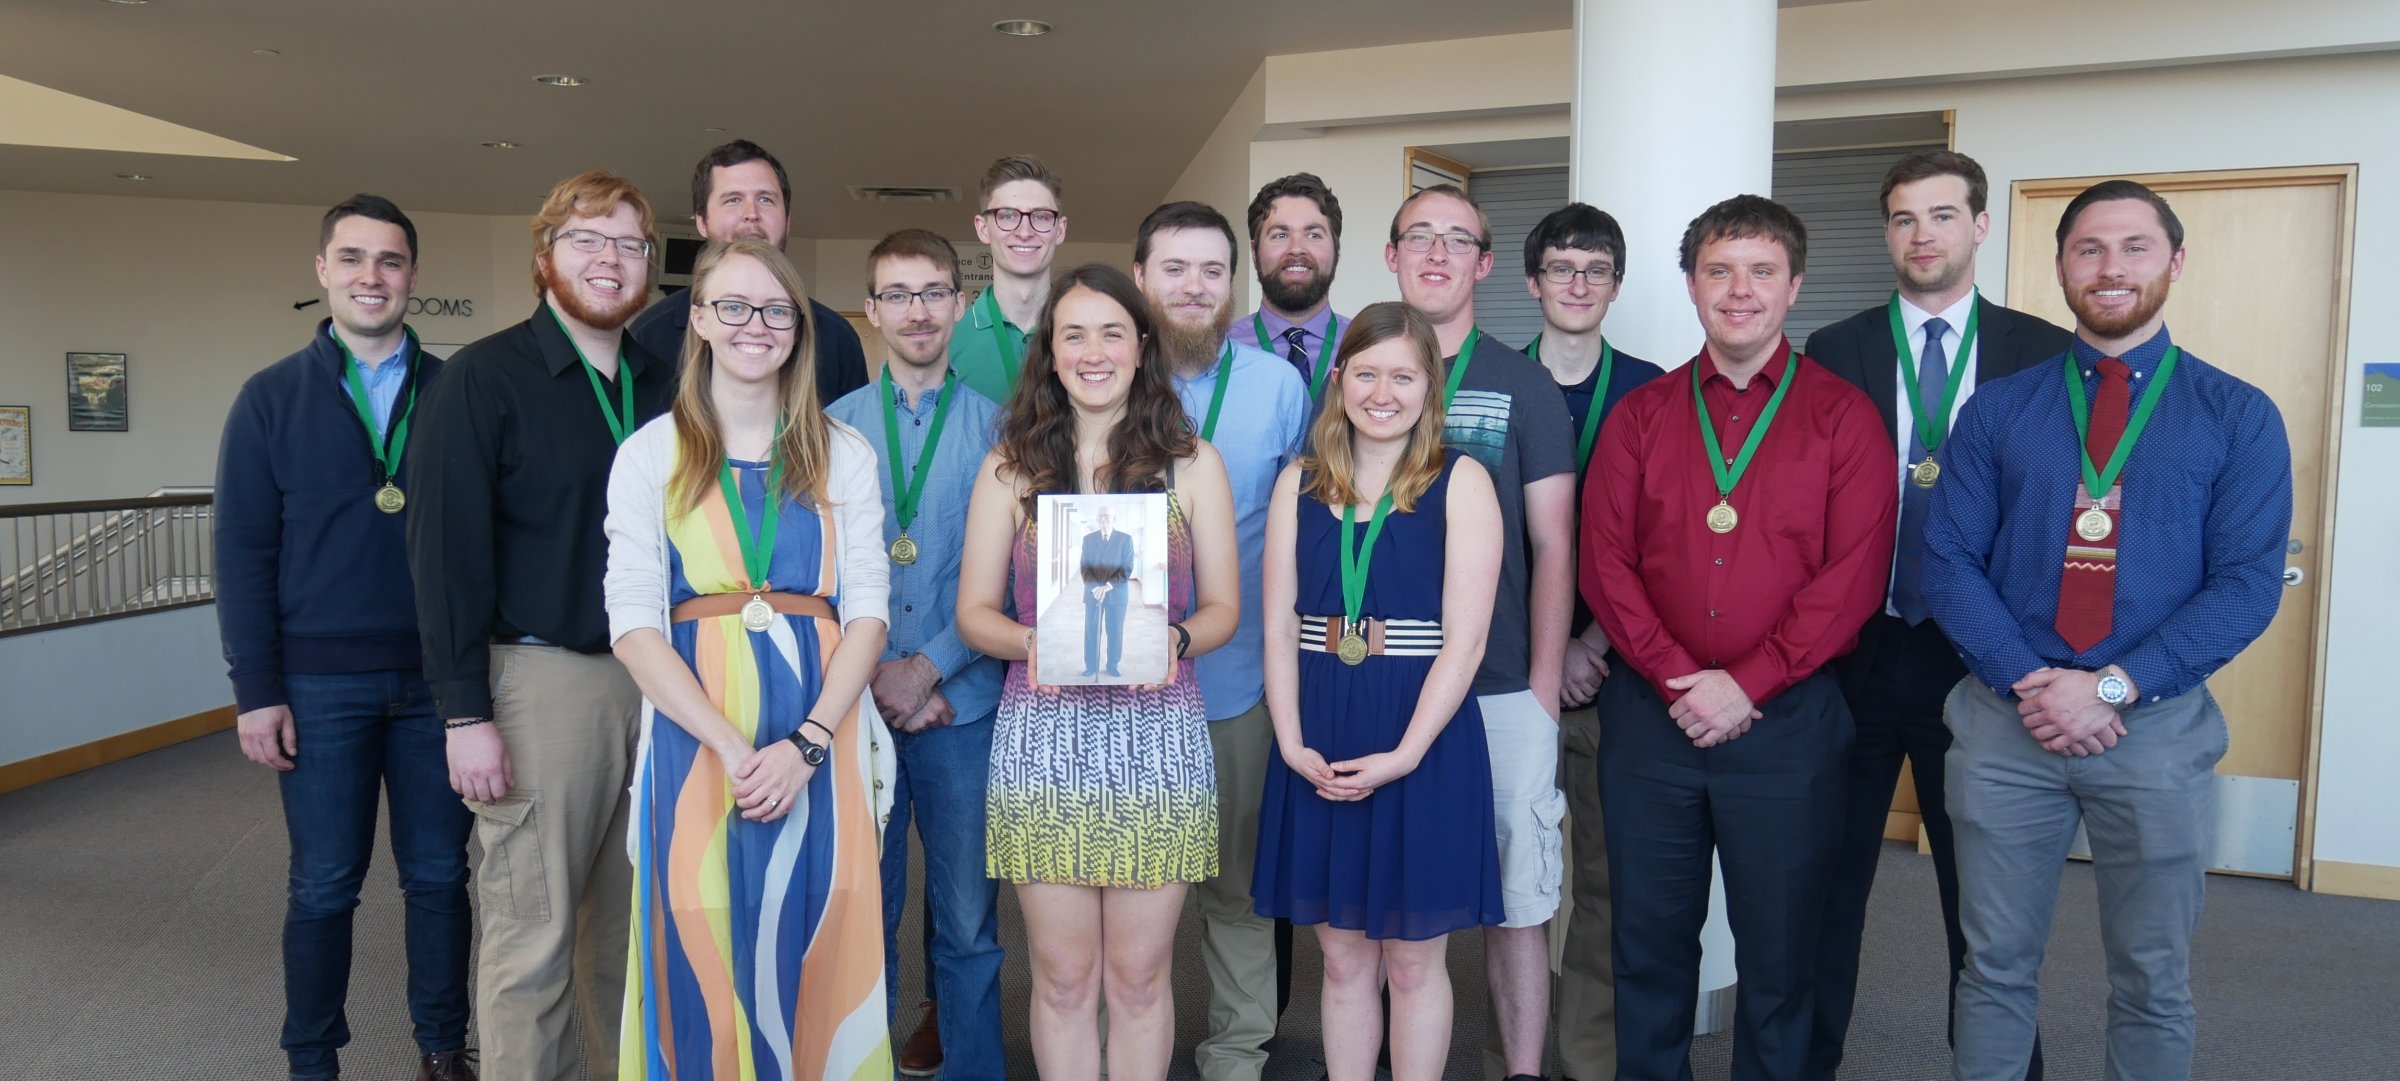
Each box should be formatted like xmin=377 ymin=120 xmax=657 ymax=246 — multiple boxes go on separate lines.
xmin=1232 ymin=174 xmax=1350 ymax=408
xmin=407 ymin=171 xmax=676 ymax=1081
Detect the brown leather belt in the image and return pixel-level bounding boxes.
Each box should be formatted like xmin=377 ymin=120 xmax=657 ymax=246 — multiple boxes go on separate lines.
xmin=670 ymin=591 xmax=837 ymax=624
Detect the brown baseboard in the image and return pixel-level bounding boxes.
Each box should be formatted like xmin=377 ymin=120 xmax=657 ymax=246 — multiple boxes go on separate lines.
xmin=2312 ymin=860 xmax=2400 ymax=901
xmin=1883 ymin=809 xmax=1924 ymax=846
xmin=0 ymin=705 xmax=234 ymax=795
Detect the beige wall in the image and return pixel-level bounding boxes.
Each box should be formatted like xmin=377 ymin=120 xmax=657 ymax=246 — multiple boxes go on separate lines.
xmin=1164 ymin=65 xmax=1271 ymax=314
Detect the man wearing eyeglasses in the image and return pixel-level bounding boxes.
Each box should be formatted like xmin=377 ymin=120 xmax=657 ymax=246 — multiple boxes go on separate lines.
xmin=407 ymin=171 xmax=676 ymax=1081
xmin=827 ymin=229 xmax=1009 ymax=1081
xmin=629 ymin=139 xmax=869 ymax=406
xmin=1232 ymin=174 xmax=1349 ymax=404
xmin=951 ymin=155 xmax=1068 ymax=405
xmin=1521 ymin=201 xmax=1664 ymax=1081
xmin=1387 ymin=183 xmax=1578 ymax=1081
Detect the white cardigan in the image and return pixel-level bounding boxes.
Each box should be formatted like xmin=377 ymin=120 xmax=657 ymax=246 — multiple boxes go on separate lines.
xmin=602 ymin=413 xmax=896 ymax=840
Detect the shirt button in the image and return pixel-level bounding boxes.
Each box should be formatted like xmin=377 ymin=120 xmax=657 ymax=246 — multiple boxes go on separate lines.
xmin=1709 ymin=609 xmax=1718 ymax=617
xmin=1730 ymin=415 xmax=1742 ymax=423
xmin=1714 ymin=558 xmax=1724 ymax=566
xmin=915 ymin=418 xmax=923 ymax=426
xmin=904 ymin=604 xmax=914 ymax=612
xmin=874 ymin=780 xmax=884 ymax=790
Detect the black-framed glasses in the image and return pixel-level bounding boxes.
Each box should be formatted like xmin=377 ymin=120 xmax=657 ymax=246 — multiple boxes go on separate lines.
xmin=1541 ymin=263 xmax=1620 ymax=285
xmin=705 ymin=299 xmax=802 ymax=330
xmin=552 ymin=228 xmax=653 ymax=260
xmin=980 ymin=207 xmax=1060 ymax=233
xmin=1396 ymin=230 xmax=1485 ymax=255
xmin=872 ymin=286 xmax=961 ymax=310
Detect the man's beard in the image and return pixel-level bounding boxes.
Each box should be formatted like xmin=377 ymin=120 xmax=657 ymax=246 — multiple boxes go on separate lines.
xmin=1152 ymin=297 xmax=1234 ymax=370
xmin=542 ymin=255 xmax=643 ymax=331
xmin=1898 ymin=250 xmax=1971 ymax=298
xmin=2066 ymin=271 xmax=2172 ymax=341
xmin=1258 ymin=256 xmax=1333 ymax=313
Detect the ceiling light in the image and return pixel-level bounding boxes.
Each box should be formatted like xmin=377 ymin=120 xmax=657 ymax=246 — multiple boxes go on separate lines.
xmin=703 ymin=126 xmax=726 ymax=134
xmin=252 ymin=48 xmax=280 ymax=56
xmin=532 ymin=74 xmax=586 ymax=87
xmin=115 ymin=173 xmax=151 ymax=180
xmin=993 ymin=19 xmax=1051 ymax=37
xmin=480 ymin=140 xmax=522 ymax=150
xmin=103 ymin=0 xmax=150 ymax=5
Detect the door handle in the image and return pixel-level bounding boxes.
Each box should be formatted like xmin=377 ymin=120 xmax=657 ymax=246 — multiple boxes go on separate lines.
xmin=2284 ymin=566 xmax=2305 ymax=587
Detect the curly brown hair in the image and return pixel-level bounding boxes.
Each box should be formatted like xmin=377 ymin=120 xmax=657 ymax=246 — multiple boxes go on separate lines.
xmin=994 ymin=264 xmax=1194 ymax=513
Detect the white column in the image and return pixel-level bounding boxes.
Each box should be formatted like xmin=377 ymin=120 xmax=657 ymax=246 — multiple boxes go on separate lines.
xmin=1569 ymin=0 xmax=1779 ymax=1035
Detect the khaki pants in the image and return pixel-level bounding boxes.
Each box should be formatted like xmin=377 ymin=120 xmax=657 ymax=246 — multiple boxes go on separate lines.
xmin=1193 ymin=700 xmax=1278 ymax=1081
xmin=1483 ymin=704 xmax=1613 ymax=1081
xmin=464 ymin=645 xmax=640 ymax=1081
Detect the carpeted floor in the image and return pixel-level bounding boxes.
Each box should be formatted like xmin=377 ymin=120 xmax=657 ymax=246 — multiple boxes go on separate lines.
xmin=4 ymin=731 xmax=2396 ymax=1079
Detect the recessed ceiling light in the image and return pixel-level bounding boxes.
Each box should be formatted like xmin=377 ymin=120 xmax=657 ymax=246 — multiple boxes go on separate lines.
xmin=252 ymin=48 xmax=280 ymax=56
xmin=994 ymin=19 xmax=1051 ymax=37
xmin=480 ymin=140 xmax=522 ymax=150
xmin=533 ymin=73 xmax=586 ymax=87
xmin=115 ymin=172 xmax=151 ymax=181
xmin=703 ymin=126 xmax=726 ymax=134
xmin=103 ymin=0 xmax=150 ymax=5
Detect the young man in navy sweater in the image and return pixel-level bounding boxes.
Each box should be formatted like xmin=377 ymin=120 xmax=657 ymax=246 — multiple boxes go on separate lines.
xmin=214 ymin=195 xmax=477 ymax=1081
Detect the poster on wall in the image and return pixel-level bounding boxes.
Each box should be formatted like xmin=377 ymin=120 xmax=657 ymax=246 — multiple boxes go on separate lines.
xmin=2364 ymin=363 xmax=2400 ymax=428
xmin=66 ymin=352 xmax=128 ymax=432
xmin=0 ymin=406 xmax=29 ymax=485
xmin=1032 ymin=491 xmax=1172 ymax=687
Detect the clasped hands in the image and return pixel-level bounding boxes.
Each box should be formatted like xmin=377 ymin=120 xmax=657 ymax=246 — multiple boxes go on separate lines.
xmin=1664 ymin=669 xmax=1760 ymax=748
xmin=1280 ymin=739 xmax=1423 ymax=802
xmin=2013 ymin=667 xmax=2131 ymax=757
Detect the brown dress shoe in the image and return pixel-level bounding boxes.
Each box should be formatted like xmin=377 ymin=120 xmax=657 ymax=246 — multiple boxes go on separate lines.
xmin=897 ymin=999 xmax=943 ymax=1077
xmin=419 ymin=1048 xmax=479 ymax=1081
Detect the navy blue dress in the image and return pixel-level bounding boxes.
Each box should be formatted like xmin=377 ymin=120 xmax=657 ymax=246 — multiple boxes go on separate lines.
xmin=1253 ymin=452 xmax=1505 ymax=941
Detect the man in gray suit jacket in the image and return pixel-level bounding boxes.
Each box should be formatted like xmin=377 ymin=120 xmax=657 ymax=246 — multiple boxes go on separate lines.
xmin=1803 ymin=150 xmax=2072 ymax=1081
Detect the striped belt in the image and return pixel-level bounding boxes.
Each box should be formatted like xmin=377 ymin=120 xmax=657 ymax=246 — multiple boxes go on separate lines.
xmin=670 ymin=591 xmax=837 ymax=624
xmin=1297 ymin=614 xmax=1444 ymax=658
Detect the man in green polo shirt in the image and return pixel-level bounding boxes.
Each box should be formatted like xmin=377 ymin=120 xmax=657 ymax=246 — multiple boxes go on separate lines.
xmin=951 ymin=155 xmax=1068 ymax=404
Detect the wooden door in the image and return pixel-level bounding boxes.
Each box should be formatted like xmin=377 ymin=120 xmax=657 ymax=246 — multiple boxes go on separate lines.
xmin=2006 ymin=166 xmax=2355 ymax=883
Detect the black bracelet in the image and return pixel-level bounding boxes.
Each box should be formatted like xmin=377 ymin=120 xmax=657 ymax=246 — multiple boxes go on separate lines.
xmin=1171 ymin=623 xmax=1191 ymax=658
xmin=444 ymin=718 xmax=490 ymax=730
xmin=801 ymin=719 xmax=836 ymax=742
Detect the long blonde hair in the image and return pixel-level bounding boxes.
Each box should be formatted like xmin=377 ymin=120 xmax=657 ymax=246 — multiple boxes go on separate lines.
xmin=1300 ymin=301 xmax=1449 ymax=512
xmin=666 ymin=238 xmax=829 ymax=515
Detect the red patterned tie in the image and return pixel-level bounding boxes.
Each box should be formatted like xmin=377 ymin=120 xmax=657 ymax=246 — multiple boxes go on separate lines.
xmin=2056 ymin=357 xmax=2129 ymax=652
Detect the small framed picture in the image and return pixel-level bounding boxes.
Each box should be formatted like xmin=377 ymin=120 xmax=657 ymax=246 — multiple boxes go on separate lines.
xmin=0 ymin=406 xmax=29 ymax=485
xmin=1033 ymin=491 xmax=1173 ymax=687
xmin=66 ymin=352 xmax=128 ymax=432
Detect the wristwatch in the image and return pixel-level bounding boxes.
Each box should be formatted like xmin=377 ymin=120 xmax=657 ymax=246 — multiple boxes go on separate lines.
xmin=2095 ymin=667 xmax=2133 ymax=708
xmin=786 ymin=728 xmax=829 ymax=766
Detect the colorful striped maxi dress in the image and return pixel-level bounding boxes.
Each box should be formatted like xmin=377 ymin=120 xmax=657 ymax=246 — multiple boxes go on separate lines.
xmin=612 ymin=435 xmax=894 ymax=1081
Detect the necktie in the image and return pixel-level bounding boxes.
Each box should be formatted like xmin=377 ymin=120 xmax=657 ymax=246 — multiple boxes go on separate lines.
xmin=2055 ymin=357 xmax=2130 ymax=653
xmin=1283 ymin=326 xmax=1311 ymax=382
xmin=1890 ymin=317 xmax=1949 ymax=624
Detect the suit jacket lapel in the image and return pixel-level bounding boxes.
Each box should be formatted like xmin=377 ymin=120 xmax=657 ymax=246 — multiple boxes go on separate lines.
xmin=1869 ymin=313 xmax=1905 ymax=454
xmin=1973 ymin=297 xmax=2013 ymax=385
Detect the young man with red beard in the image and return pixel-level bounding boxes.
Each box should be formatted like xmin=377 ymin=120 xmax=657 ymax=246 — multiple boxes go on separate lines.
xmin=1922 ymin=181 xmax=2290 ymax=1081
xmin=406 ymin=171 xmax=677 ymax=1081
xmin=1233 ymin=174 xmax=1349 ymax=407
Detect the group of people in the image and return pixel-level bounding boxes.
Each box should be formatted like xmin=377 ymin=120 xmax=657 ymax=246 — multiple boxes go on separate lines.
xmin=214 ymin=137 xmax=2291 ymax=1081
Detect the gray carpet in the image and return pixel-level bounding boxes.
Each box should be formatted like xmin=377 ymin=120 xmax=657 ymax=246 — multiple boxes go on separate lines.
xmin=4 ymin=732 xmax=2396 ymax=1079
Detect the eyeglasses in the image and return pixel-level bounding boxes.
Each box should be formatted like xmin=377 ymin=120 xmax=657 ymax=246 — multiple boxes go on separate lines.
xmin=1541 ymin=263 xmax=1619 ymax=285
xmin=980 ymin=207 xmax=1060 ymax=233
xmin=705 ymin=299 xmax=802 ymax=330
xmin=1397 ymin=230 xmax=1485 ymax=255
xmin=552 ymin=228 xmax=653 ymax=260
xmin=872 ymin=286 xmax=961 ymax=310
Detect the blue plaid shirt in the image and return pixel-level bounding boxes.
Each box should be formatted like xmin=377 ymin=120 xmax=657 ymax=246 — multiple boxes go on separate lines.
xmin=1921 ymin=327 xmax=2291 ymax=702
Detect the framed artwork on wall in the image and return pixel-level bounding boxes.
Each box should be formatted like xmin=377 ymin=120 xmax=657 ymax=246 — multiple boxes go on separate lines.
xmin=0 ymin=406 xmax=29 ymax=485
xmin=66 ymin=352 xmax=128 ymax=432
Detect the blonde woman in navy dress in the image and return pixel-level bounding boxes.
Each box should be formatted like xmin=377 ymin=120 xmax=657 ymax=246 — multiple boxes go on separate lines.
xmin=1253 ymin=302 xmax=1504 ymax=1081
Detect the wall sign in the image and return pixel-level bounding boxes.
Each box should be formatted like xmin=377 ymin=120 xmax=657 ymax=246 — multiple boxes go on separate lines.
xmin=406 ymin=297 xmax=475 ymax=317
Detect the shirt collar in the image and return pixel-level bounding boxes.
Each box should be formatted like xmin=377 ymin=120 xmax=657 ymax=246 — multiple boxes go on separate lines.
xmin=2069 ymin=324 xmax=2175 ymax=377
xmin=315 ymin=318 xmax=412 ymax=378
xmin=1897 ymin=289 xmax=1978 ymax=348
xmin=1698 ymin=338 xmax=1792 ymax=389
xmin=1251 ymin=306 xmax=1335 ymax=348
xmin=888 ymin=365 xmax=954 ymax=412
xmin=533 ymin=301 xmax=648 ymax=379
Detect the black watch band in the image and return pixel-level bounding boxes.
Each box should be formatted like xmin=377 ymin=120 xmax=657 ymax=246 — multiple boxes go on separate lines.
xmin=1172 ymin=623 xmax=1191 ymax=658
xmin=785 ymin=728 xmax=828 ymax=766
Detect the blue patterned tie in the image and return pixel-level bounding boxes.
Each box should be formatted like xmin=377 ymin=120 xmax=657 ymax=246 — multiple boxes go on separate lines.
xmin=1283 ymin=326 xmax=1311 ymax=381
xmin=1890 ymin=316 xmax=1948 ymax=624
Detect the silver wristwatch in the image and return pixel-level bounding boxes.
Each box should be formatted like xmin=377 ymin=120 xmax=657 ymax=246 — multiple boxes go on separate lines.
xmin=2095 ymin=668 xmax=2132 ymax=708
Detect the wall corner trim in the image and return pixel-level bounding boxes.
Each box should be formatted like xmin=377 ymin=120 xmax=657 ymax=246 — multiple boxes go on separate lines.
xmin=0 ymin=704 xmax=234 ymax=795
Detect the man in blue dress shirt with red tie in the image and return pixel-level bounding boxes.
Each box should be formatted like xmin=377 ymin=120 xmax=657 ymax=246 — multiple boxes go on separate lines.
xmin=1921 ymin=180 xmax=2292 ymax=1081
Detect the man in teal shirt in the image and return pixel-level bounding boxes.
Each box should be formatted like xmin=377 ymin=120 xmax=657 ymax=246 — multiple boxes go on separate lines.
xmin=951 ymin=155 xmax=1068 ymax=404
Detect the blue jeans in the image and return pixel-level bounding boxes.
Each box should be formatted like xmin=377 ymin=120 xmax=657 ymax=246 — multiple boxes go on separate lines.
xmin=278 ymin=671 xmax=473 ymax=1080
xmin=880 ymin=714 xmax=1005 ymax=1081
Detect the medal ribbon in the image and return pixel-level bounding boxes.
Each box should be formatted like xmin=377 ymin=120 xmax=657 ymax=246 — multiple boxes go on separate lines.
xmin=550 ymin=307 xmax=634 ymax=445
xmin=335 ymin=327 xmax=419 ymax=485
xmin=1339 ymin=489 xmax=1399 ymax=631
xmin=976 ymin=288 xmax=1025 ymax=388
xmin=1442 ymin=326 xmax=1482 ymax=409
xmin=1530 ymin=334 xmax=1619 ymax=471
xmin=2062 ymin=346 xmax=2179 ymax=499
xmin=1886 ymin=291 xmax=1981 ymax=455
xmin=1197 ymin=343 xmax=1237 ymax=441
xmin=1256 ymin=312 xmax=1342 ymax=400
xmin=1691 ymin=349 xmax=1797 ymax=503
xmin=879 ymin=367 xmax=958 ymax=534
xmin=717 ymin=440 xmax=785 ymax=592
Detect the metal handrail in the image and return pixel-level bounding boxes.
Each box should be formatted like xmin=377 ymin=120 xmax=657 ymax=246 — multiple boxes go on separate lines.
xmin=0 ymin=488 xmax=216 ymax=636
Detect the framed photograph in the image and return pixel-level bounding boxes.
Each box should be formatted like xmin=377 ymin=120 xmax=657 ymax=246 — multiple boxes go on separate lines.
xmin=0 ymin=406 xmax=29 ymax=485
xmin=66 ymin=352 xmax=128 ymax=432
xmin=1033 ymin=492 xmax=1173 ymax=687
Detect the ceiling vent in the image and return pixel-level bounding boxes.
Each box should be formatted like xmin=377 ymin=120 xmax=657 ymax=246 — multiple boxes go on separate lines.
xmin=849 ymin=185 xmax=959 ymax=203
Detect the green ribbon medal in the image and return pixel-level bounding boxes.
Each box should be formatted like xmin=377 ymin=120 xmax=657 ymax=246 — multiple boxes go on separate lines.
xmin=550 ymin=307 xmax=635 ymax=445
xmin=1196 ymin=343 xmax=1237 ymax=442
xmin=1886 ymin=291 xmax=1981 ymax=488
xmin=1336 ymin=488 xmax=1399 ymax=665
xmin=879 ymin=367 xmax=958 ymax=565
xmin=1255 ymin=312 xmax=1342 ymax=400
xmin=718 ymin=439 xmax=786 ymax=633
xmin=1443 ymin=326 xmax=1483 ymax=409
xmin=2062 ymin=346 xmax=2179 ymax=543
xmin=1529 ymin=334 xmax=1618 ymax=473
xmin=335 ymin=327 xmax=421 ymax=513
xmin=975 ymin=288 xmax=1026 ymax=391
xmin=1690 ymin=349 xmax=1796 ymax=534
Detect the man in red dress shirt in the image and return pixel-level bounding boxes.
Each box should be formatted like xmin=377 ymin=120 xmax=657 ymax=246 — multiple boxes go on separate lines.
xmin=1579 ymin=195 xmax=1894 ymax=1081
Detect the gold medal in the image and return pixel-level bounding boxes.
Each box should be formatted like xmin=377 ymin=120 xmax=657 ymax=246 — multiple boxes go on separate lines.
xmin=740 ymin=593 xmax=775 ymax=633
xmin=1706 ymin=500 xmax=1739 ymax=534
xmin=2075 ymin=507 xmax=2114 ymax=543
xmin=889 ymin=534 xmax=919 ymax=565
xmin=1337 ymin=632 xmax=1369 ymax=666
xmin=1911 ymin=459 xmax=1941 ymax=489
xmin=374 ymin=483 xmax=406 ymax=514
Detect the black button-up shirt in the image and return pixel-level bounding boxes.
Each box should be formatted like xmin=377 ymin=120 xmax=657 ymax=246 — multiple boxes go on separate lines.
xmin=406 ymin=303 xmax=676 ymax=719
